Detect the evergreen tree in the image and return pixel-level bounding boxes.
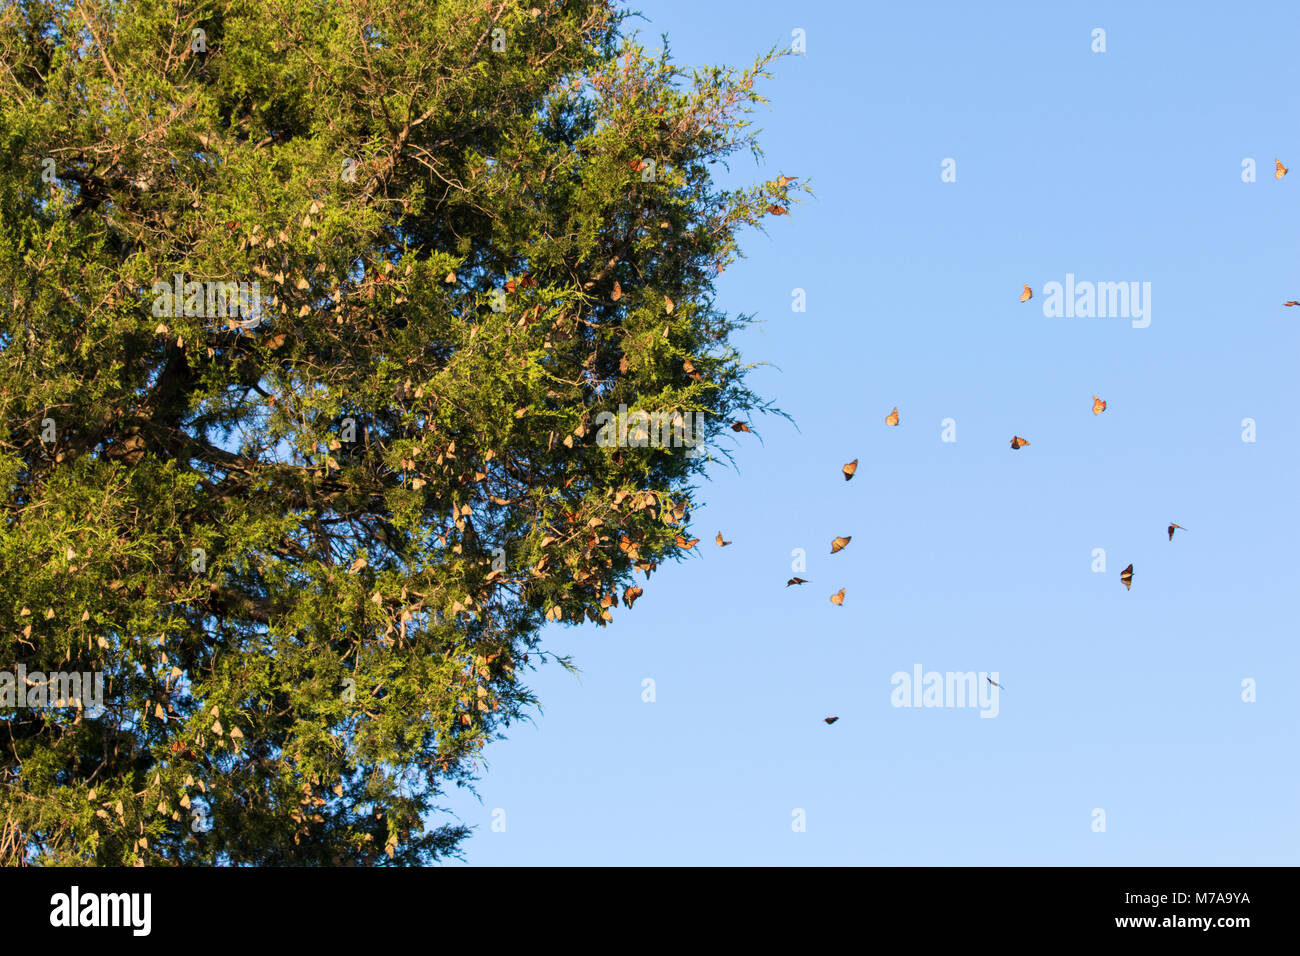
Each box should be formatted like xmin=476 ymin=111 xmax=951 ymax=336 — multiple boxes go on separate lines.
xmin=0 ymin=0 xmax=799 ymax=864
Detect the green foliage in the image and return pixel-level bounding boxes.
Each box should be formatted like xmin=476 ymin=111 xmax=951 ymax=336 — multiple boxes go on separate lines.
xmin=0 ymin=0 xmax=801 ymax=864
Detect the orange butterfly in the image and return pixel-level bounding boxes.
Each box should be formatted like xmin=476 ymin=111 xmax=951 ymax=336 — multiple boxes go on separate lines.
xmin=1276 ymin=159 xmax=1288 ymax=179
xmin=675 ymin=535 xmax=699 ymax=550
xmin=1092 ymin=396 xmax=1107 ymax=415
xmin=830 ymin=588 xmax=845 ymax=605
xmin=776 ymin=175 xmax=798 ymax=188
xmin=1020 ymin=284 xmax=1032 ymax=303
xmin=623 ymin=586 xmax=643 ymax=608
xmin=830 ymin=536 xmax=851 ymax=554
xmin=1285 ymin=301 xmax=1299 ymax=307
xmin=842 ymin=459 xmax=858 ymax=481
xmin=731 ymin=421 xmax=751 ymax=433
xmin=1167 ymin=523 xmax=1186 ymax=541
xmin=715 ymin=531 xmax=732 ymax=547
xmin=1120 ymin=564 xmax=1133 ymax=590
xmin=786 ymin=577 xmax=808 ymax=586
xmin=611 ymin=281 xmax=622 ymax=302
xmin=885 ymin=407 xmax=899 ymax=426
xmin=823 ymin=716 xmax=839 ymax=725
xmin=1010 ymin=436 xmax=1029 ymax=449
xmin=767 ymin=204 xmax=789 ymax=216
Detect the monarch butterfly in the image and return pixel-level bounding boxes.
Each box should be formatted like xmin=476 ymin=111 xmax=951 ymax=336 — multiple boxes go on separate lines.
xmin=1277 ymin=159 xmax=1288 ymax=179
xmin=886 ymin=407 xmax=899 ymax=426
xmin=715 ymin=531 xmax=732 ymax=547
xmin=1120 ymin=564 xmax=1133 ymax=590
xmin=1167 ymin=523 xmax=1186 ymax=541
xmin=623 ymin=586 xmax=643 ymax=609
xmin=1285 ymin=301 xmax=1299 ymax=307
xmin=1020 ymin=284 xmax=1032 ymax=303
xmin=786 ymin=577 xmax=808 ymax=586
xmin=169 ymin=740 xmax=197 ymax=760
xmin=842 ymin=458 xmax=858 ymax=481
xmin=611 ymin=281 xmax=622 ymax=302
xmin=1092 ymin=396 xmax=1107 ymax=415
xmin=731 ymin=421 xmax=751 ymax=433
xmin=830 ymin=588 xmax=845 ymax=605
xmin=830 ymin=536 xmax=851 ymax=554
xmin=776 ymin=175 xmax=798 ymax=188
xmin=675 ymin=535 xmax=699 ymax=550
xmin=987 ymin=677 xmax=1004 ymax=691
xmin=823 ymin=716 xmax=839 ymax=725
xmin=1010 ymin=436 xmax=1029 ymax=449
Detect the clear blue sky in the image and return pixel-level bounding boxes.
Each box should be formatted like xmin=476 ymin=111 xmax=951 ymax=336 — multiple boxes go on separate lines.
xmin=441 ymin=0 xmax=1300 ymax=865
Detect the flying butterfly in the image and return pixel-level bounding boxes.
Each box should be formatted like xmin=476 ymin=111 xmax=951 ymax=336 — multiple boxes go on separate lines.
xmin=886 ymin=407 xmax=900 ymax=426
xmin=715 ymin=531 xmax=732 ymax=547
xmin=830 ymin=536 xmax=851 ymax=554
xmin=823 ymin=717 xmax=839 ymax=725
xmin=1167 ymin=523 xmax=1186 ymax=541
xmin=1010 ymin=436 xmax=1029 ymax=450
xmin=1092 ymin=395 xmax=1107 ymax=415
xmin=987 ymin=677 xmax=1005 ymax=691
xmin=1277 ymin=159 xmax=1289 ymax=179
xmin=842 ymin=458 xmax=858 ymax=481
xmin=675 ymin=535 xmax=700 ymax=550
xmin=1020 ymin=284 xmax=1032 ymax=303
xmin=1286 ymin=301 xmax=1300 ymax=307
xmin=731 ymin=421 xmax=751 ymax=433
xmin=786 ymin=577 xmax=808 ymax=587
xmin=1120 ymin=564 xmax=1133 ymax=590
xmin=830 ymin=588 xmax=846 ymax=605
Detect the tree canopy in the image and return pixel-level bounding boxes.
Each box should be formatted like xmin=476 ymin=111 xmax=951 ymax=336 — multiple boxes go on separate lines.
xmin=0 ymin=0 xmax=799 ymax=864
